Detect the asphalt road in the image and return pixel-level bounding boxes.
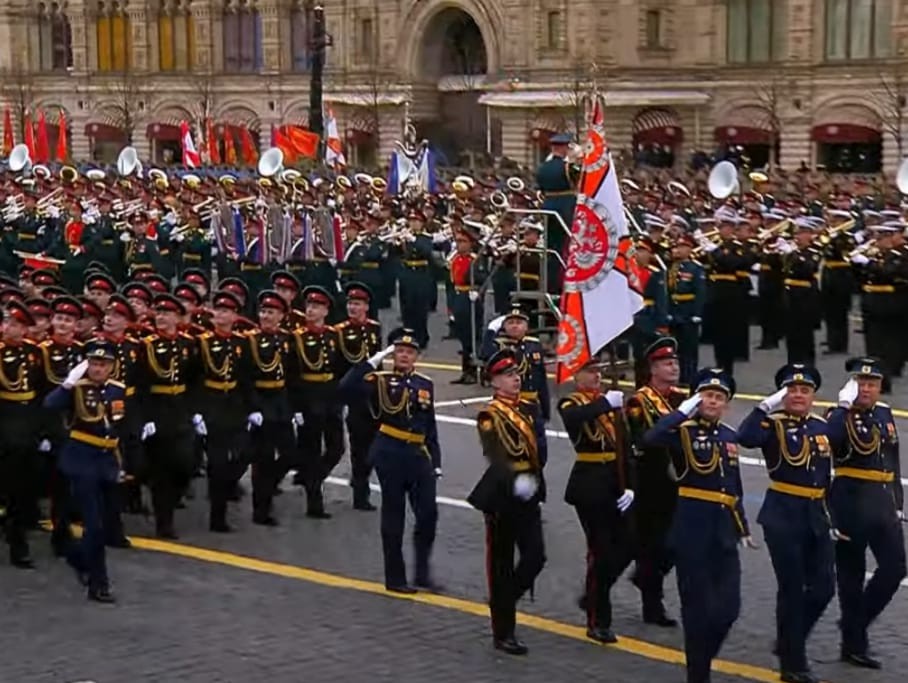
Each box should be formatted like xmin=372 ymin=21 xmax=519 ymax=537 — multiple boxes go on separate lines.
xmin=1 ymin=306 xmax=905 ymax=683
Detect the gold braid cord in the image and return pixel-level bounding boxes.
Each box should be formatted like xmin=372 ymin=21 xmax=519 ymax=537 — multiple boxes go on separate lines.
xmin=376 ymin=374 xmax=409 ymax=416
xmin=0 ymin=353 xmax=26 ymax=392
xmin=845 ymin=413 xmax=881 ymax=457
xmin=145 ymin=340 xmax=176 ymax=381
xmin=771 ymin=416 xmax=811 ymax=468
xmin=249 ymin=335 xmax=282 ymax=374
xmin=337 ymin=327 xmax=368 ymax=363
xmin=294 ymin=332 xmax=325 ymax=371
xmin=74 ymin=385 xmax=106 ymax=424
xmin=680 ymin=424 xmax=720 ymax=476
xmin=200 ymin=335 xmax=231 ymax=379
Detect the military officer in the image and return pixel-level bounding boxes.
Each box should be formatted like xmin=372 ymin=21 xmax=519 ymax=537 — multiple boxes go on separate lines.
xmin=450 ymin=226 xmax=486 ymax=384
xmin=467 ymin=349 xmax=547 ymax=655
xmin=826 ymin=358 xmax=906 ymax=670
xmin=821 ymin=210 xmax=856 ymax=354
xmin=334 ymin=282 xmax=382 ymax=510
xmin=667 ymin=234 xmax=705 ymax=387
xmin=0 ymin=302 xmax=45 ymax=568
xmin=397 ymin=209 xmax=435 ymax=348
xmin=535 ymin=132 xmax=578 ymax=294
xmin=631 ymin=237 xmax=668 ymax=387
xmin=700 ymin=211 xmax=746 ymax=375
xmin=271 ymin=270 xmax=307 ymax=330
xmin=196 ymin=290 xmax=252 ymax=532
xmin=246 ymin=290 xmax=298 ymax=526
xmin=559 ymin=360 xmax=632 ymax=643
xmin=138 ymin=293 xmax=205 ymax=539
xmin=626 ymin=337 xmax=686 ymax=627
xmin=738 ymin=365 xmax=834 ymax=683
xmin=44 ymin=340 xmax=126 ymax=603
xmin=644 ymin=368 xmax=755 ymax=683
xmin=783 ymin=218 xmax=822 ymax=365
xmin=339 ymin=328 xmax=441 ymax=593
xmin=289 ymin=285 xmax=343 ymax=518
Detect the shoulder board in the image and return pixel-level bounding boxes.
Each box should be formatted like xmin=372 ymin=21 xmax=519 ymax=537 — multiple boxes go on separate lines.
xmin=680 ymin=419 xmax=699 ymax=428
xmin=278 ymin=327 xmax=290 ymax=335
xmin=719 ymin=421 xmax=736 ymax=432
xmin=692 ymin=258 xmax=705 ymax=266
xmin=477 ymin=410 xmax=494 ymax=432
xmin=107 ymin=379 xmax=126 ymax=389
xmin=367 ymin=318 xmax=380 ymax=326
xmin=808 ymin=412 xmax=827 ymax=423
xmin=142 ymin=334 xmax=157 ymax=343
xmin=198 ymin=330 xmax=213 ymax=340
xmin=669 ymin=387 xmax=687 ymax=396
xmin=373 ymin=370 xmax=393 ymax=376
xmin=74 ymin=378 xmax=93 ymax=387
xmin=876 ymin=401 xmax=890 ymax=408
xmin=241 ymin=328 xmax=258 ymax=337
xmin=648 ymin=265 xmax=661 ymax=273
xmin=38 ymin=338 xmax=53 ymax=348
xmin=334 ymin=320 xmax=349 ymax=329
xmin=523 ymin=336 xmax=540 ymax=343
xmin=731 ymin=239 xmax=743 ymax=245
xmin=413 ymin=371 xmax=433 ymax=382
xmin=124 ymin=334 xmax=139 ymax=343
xmin=178 ymin=332 xmax=194 ymax=340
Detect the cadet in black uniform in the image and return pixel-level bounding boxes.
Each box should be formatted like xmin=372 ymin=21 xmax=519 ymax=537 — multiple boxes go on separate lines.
xmin=701 ymin=211 xmax=745 ymax=375
xmin=45 ymin=340 xmax=126 ymax=603
xmin=340 ymin=328 xmax=441 ymax=593
xmin=397 ymin=210 xmax=435 ymax=348
xmin=559 ymin=360 xmax=633 ymax=643
xmin=468 ymin=349 xmax=547 ymax=655
xmin=138 ymin=293 xmax=205 ymax=539
xmin=334 ymin=282 xmax=382 ymax=510
xmin=0 ymin=302 xmax=45 ymax=568
xmin=820 ymin=211 xmax=856 ymax=354
xmin=196 ymin=291 xmax=252 ymax=532
xmin=782 ymin=218 xmax=822 ymax=365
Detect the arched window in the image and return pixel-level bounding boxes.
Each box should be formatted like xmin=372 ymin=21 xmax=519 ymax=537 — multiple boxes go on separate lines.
xmin=289 ymin=1 xmax=310 ymax=72
xmin=223 ymin=0 xmax=262 ymax=73
xmin=36 ymin=3 xmax=73 ymax=71
xmin=158 ymin=1 xmax=196 ymax=71
xmin=96 ymin=1 xmax=131 ymax=71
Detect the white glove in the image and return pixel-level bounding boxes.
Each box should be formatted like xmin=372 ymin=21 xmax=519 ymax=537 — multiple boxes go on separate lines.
xmin=616 ymin=489 xmax=635 ymax=512
xmin=739 ymin=536 xmax=759 ymax=550
xmin=468 ymin=290 xmax=480 ymax=302
xmin=141 ymin=422 xmax=156 ymax=441
xmin=172 ymin=231 xmax=185 ymax=243
xmin=164 ymin=212 xmax=178 ymax=226
xmin=488 ymin=315 xmax=506 ymax=333
xmin=248 ymin=412 xmax=264 ymax=427
xmin=605 ymin=390 xmax=624 ymax=409
xmin=211 ymin=246 xmax=219 ymax=256
xmin=897 ymin=510 xmax=906 ymax=523
xmin=83 ymin=214 xmax=97 ymax=225
xmin=192 ymin=414 xmax=207 ymax=436
xmin=120 ymin=231 xmax=132 ymax=242
xmin=751 ymin=263 xmax=761 ymax=273
xmin=48 ymin=206 xmax=60 ymax=219
xmin=513 ymin=473 xmax=538 ymax=501
xmin=63 ymin=359 xmax=89 ymax=389
xmin=777 ymin=240 xmax=795 ymax=254
xmin=678 ymin=394 xmax=702 ymax=417
xmin=701 ymin=240 xmax=719 ymax=253
xmin=838 ymin=378 xmax=859 ymax=408
xmin=851 ymin=253 xmax=869 ymax=265
xmin=38 ymin=439 xmax=52 ymax=453
xmin=830 ymin=528 xmax=851 ymax=542
xmin=433 ymin=467 xmax=443 ymax=478
xmin=854 ymin=230 xmax=866 ymax=244
xmin=691 ymin=316 xmax=702 ymax=324
xmin=759 ymin=388 xmax=787 ymax=413
xmin=367 ymin=344 xmax=395 ymax=369
xmin=293 ymin=412 xmax=304 ymax=427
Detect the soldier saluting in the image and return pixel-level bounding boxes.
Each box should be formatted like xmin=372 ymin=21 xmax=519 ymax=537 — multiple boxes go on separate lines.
xmin=468 ymin=348 xmax=547 ymax=655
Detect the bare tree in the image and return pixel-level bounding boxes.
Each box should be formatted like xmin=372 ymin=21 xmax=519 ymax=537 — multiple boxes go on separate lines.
xmin=874 ymin=61 xmax=907 ymax=161
xmin=750 ymin=75 xmax=795 ymax=169
xmin=189 ymin=70 xmax=219 ymax=135
xmin=0 ymin=61 xmax=36 ymax=142
xmin=101 ymin=66 xmax=144 ymax=145
xmin=560 ymin=60 xmax=598 ymax=141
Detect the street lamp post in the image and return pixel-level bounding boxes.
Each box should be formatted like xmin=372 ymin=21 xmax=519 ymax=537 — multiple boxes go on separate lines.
xmin=308 ymin=3 xmax=333 ymax=147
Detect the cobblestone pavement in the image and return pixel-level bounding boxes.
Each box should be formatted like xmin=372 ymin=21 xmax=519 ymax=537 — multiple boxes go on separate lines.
xmin=1 ymin=307 xmax=905 ymax=682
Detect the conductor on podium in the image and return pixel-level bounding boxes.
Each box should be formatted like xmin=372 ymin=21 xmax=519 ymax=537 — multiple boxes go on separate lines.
xmin=535 ymin=132 xmax=579 ymax=293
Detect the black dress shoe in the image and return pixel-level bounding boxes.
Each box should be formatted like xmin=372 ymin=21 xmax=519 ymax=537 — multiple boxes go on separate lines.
xmin=386 ymin=584 xmax=418 ymax=595
xmin=10 ymin=555 xmax=35 ymax=569
xmin=88 ymin=587 xmax=117 ymax=604
xmin=643 ymin=613 xmax=678 ymax=628
xmin=252 ymin=515 xmax=279 ymax=527
xmin=306 ymin=509 xmax=332 ymax=519
xmin=780 ymin=671 xmax=819 ymax=683
xmin=586 ymin=627 xmax=618 ymax=644
xmin=353 ymin=501 xmax=377 ymax=511
xmin=450 ymin=375 xmax=468 ymax=385
xmin=106 ymin=537 xmax=132 ymax=549
xmin=414 ymin=580 xmax=444 ymax=594
xmin=494 ymin=636 xmax=528 ymax=655
xmin=209 ymin=521 xmax=234 ymax=533
xmin=841 ymin=651 xmax=881 ymax=669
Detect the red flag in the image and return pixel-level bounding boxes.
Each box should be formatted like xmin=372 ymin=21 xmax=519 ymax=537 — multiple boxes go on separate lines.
xmin=207 ymin=119 xmax=220 ymax=165
xmin=239 ymin=124 xmax=258 ymax=166
xmin=286 ymin=125 xmax=319 ymax=159
xmin=180 ymin=120 xmax=201 ymax=167
xmin=223 ymin=126 xmax=237 ymax=165
xmin=23 ymin=111 xmax=35 ymax=158
xmin=35 ymin=110 xmax=50 ymax=163
xmin=272 ymin=125 xmax=297 ymax=164
xmin=55 ymin=109 xmax=68 ymax=161
xmin=2 ymin=106 xmax=13 ymax=155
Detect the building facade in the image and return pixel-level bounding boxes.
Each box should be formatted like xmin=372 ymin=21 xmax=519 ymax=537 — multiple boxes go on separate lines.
xmin=0 ymin=0 xmax=906 ymax=172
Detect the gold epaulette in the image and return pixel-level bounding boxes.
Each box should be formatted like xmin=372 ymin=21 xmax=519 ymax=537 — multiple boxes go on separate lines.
xmin=413 ymin=371 xmax=433 ymax=383
xmin=367 ymin=318 xmax=380 ymax=326
xmin=877 ymin=401 xmax=890 ymax=408
xmin=178 ymin=331 xmax=194 ymax=341
xmin=107 ymin=379 xmax=126 ymax=389
xmin=680 ymin=419 xmax=699 ymax=428
xmin=523 ymin=336 xmax=540 ymax=343
xmin=808 ymin=412 xmax=827 ymax=423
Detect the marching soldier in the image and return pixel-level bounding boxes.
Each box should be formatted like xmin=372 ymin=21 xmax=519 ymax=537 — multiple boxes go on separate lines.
xmin=339 ymin=328 xmax=442 ymax=593
xmin=783 ymin=218 xmax=822 ymax=365
xmin=488 ymin=214 xmax=518 ymax=314
xmin=196 ymin=291 xmax=252 ymax=532
xmin=738 ymin=364 xmax=835 ymax=683
xmin=467 ymin=349 xmax=547 ymax=655
xmin=821 ymin=210 xmax=856 ymax=354
xmin=827 ymin=358 xmax=906 ymax=670
xmin=397 ymin=210 xmax=435 ymax=348
xmin=757 ymin=223 xmax=786 ymax=350
xmin=559 ymin=360 xmax=632 ymax=643
xmin=44 ymin=340 xmax=126 ymax=603
xmin=450 ymin=225 xmax=486 ymax=384
xmin=0 ymin=302 xmax=45 ymax=568
xmin=667 ymin=234 xmax=705 ymax=386
xmin=644 ymin=368 xmax=755 ymax=683
xmin=701 ymin=211 xmax=745 ymax=375
xmin=631 ymin=237 xmax=668 ymax=387
xmin=289 ymin=285 xmax=343 ymax=518
xmin=245 ymin=290 xmax=298 ymax=526
xmin=138 ymin=293 xmax=205 ymax=539
xmin=626 ymin=338 xmax=686 ymax=627
xmin=516 ymin=220 xmax=544 ymax=294
xmin=39 ymin=295 xmax=86 ymax=555
xmin=334 ymin=282 xmax=382 ymax=510
xmin=271 ymin=270 xmax=307 ymax=330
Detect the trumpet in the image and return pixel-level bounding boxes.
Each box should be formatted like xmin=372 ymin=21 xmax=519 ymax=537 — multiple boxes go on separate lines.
xmin=36 ymin=187 xmax=64 ymax=209
xmin=846 ymin=239 xmax=878 ymax=260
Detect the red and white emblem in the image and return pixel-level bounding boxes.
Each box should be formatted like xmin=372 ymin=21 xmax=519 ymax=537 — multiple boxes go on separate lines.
xmin=563 ymin=195 xmax=620 ymax=293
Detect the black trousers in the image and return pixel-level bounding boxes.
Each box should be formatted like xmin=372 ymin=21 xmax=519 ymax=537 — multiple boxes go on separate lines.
xmin=346 ymin=413 xmax=376 ymax=506
xmin=484 ymin=504 xmax=546 ymax=640
xmin=0 ymin=441 xmax=39 ymax=561
xmin=145 ymin=431 xmax=194 ymax=535
xmin=297 ymin=408 xmax=344 ymax=513
xmin=250 ymin=420 xmax=297 ymax=520
xmin=785 ymin=311 xmax=816 ymax=365
xmin=576 ymin=504 xmax=631 ymax=630
xmin=823 ymin=299 xmax=850 ymax=353
xmin=206 ymin=423 xmax=249 ymax=526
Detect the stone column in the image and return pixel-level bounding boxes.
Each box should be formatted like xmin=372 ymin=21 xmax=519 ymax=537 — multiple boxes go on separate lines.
xmin=192 ymin=0 xmax=215 ymax=71
xmin=257 ymin=0 xmax=281 ymax=73
xmin=779 ymin=116 xmax=813 ymax=171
